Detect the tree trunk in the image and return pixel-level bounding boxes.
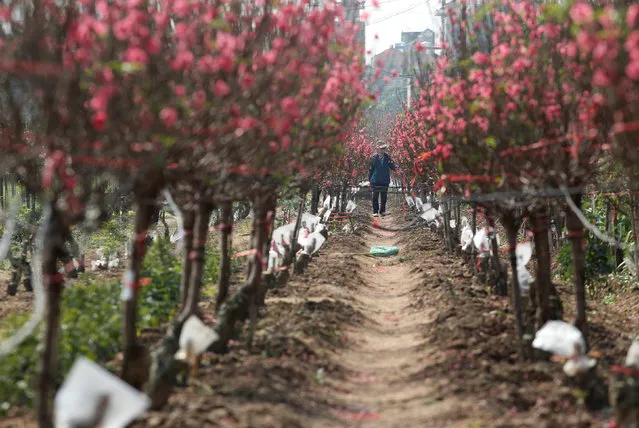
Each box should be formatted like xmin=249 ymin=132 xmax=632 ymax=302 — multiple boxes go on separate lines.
xmin=531 ymin=213 xmax=554 ymax=328
xmin=143 ymin=201 xmax=212 ymax=410
xmin=442 ymin=201 xmax=452 ymax=252
xmin=310 ymin=184 xmax=321 ymax=215
xmin=182 ymin=202 xmax=214 ymax=318
xmin=340 ymin=181 xmax=348 ymax=213
xmin=455 ymin=202 xmax=462 ymax=253
xmin=612 ymin=205 xmax=624 ymax=270
xmin=504 ymin=213 xmax=527 ymax=359
xmin=178 ymin=210 xmax=195 ymax=311
xmin=471 ymin=205 xmax=477 ymax=259
xmin=216 ymin=202 xmax=233 ymax=313
xmin=209 ymin=193 xmax=271 ymax=354
xmin=237 ymin=196 xmax=270 ymax=350
xmin=36 ymin=210 xmax=67 ymax=428
xmin=121 ymin=198 xmax=157 ymax=389
xmin=487 ymin=215 xmax=506 ymax=296
xmin=281 ymin=189 xmax=308 ymax=269
xmin=631 ymin=194 xmax=639 ymax=280
xmin=565 ymin=192 xmax=588 ymax=336
xmin=254 ymin=195 xmax=277 ymax=307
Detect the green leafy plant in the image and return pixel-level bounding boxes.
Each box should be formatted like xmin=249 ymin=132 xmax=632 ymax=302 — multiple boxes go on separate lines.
xmin=0 ymin=237 xmax=182 ymax=414
xmin=557 ymin=235 xmax=615 ymax=284
xmin=603 ymin=293 xmax=617 ymax=305
xmin=88 ymin=215 xmax=132 ymax=259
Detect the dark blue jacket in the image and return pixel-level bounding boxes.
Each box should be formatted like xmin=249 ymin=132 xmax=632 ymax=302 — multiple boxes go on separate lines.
xmin=369 ymin=153 xmax=396 ymax=186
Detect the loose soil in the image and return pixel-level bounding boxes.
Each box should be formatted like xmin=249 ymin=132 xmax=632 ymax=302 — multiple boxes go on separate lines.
xmin=1 ymin=206 xmax=638 ymax=427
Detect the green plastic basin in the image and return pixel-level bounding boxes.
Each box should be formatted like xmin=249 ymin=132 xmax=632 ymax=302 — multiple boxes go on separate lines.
xmin=369 ymin=246 xmax=399 ymax=257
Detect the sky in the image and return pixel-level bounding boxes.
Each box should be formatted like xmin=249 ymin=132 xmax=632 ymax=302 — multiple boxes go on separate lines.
xmin=361 ymin=0 xmax=441 ymax=64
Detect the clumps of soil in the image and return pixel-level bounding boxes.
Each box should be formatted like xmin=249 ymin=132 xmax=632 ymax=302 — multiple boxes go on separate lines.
xmin=254 ymin=299 xmax=363 ymax=354
xmin=395 ymin=225 xmax=443 ymax=254
xmin=136 ymin=229 xmax=363 ymax=428
xmin=399 ymin=228 xmax=625 ymax=427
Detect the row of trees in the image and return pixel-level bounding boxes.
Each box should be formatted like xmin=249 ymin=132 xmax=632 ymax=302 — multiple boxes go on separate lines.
xmin=0 ymin=0 xmax=371 ymax=425
xmin=393 ymin=0 xmax=639 ymax=346
xmin=387 ymin=2 xmax=639 ymax=421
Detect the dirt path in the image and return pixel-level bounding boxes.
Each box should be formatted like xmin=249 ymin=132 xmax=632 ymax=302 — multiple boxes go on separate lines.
xmin=321 ymin=214 xmax=470 ymax=428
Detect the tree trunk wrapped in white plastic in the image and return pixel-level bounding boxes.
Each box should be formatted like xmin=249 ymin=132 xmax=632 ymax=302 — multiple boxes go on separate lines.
xmin=516 ymin=241 xmax=535 ymax=293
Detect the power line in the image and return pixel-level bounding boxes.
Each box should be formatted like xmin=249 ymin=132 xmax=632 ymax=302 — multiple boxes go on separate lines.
xmin=343 ymin=0 xmax=416 ymax=11
xmin=366 ymin=1 xmax=430 ymax=26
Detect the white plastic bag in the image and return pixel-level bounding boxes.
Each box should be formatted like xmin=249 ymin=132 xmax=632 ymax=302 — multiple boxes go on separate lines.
xmin=54 ymin=357 xmax=151 ymax=428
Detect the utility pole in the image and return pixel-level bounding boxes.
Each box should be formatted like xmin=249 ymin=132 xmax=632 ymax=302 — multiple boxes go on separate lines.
xmin=436 ymin=0 xmax=448 ymax=47
xmin=342 ymin=0 xmax=365 ymax=66
xmin=342 ymin=0 xmax=361 ymax=23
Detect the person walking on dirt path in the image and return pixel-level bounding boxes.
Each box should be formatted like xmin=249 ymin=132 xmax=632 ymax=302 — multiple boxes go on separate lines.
xmin=369 ymin=140 xmax=396 ymax=217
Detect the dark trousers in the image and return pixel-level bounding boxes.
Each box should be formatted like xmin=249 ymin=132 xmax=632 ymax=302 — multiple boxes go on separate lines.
xmin=372 ymin=185 xmax=388 ymax=214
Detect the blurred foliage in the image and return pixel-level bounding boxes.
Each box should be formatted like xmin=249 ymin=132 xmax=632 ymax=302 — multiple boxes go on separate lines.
xmin=556 ymin=196 xmax=633 ymax=285
xmin=0 ymin=237 xmax=194 ymax=413
xmin=87 ymin=214 xmax=132 ymax=259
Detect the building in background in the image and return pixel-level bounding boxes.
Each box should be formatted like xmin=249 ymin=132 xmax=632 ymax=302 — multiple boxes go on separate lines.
xmin=367 ymin=27 xmax=437 ymax=110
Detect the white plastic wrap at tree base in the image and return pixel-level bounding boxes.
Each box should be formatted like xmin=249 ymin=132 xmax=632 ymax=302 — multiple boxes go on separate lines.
xmin=174 ymin=315 xmax=219 ymax=360
xmin=54 ymin=357 xmax=151 ymax=428
xmin=322 ymin=208 xmax=332 ymax=223
xmin=563 ymin=356 xmax=597 ymax=377
xmin=625 ymin=338 xmax=639 ymax=368
xmin=415 ymin=197 xmax=424 ymax=212
xmin=120 ymin=270 xmax=135 ymax=302
xmin=297 ymin=235 xmax=312 ymax=254
xmin=516 ymin=241 xmax=533 ymax=266
xmin=517 ymin=267 xmax=534 ymax=292
xmin=308 ymin=231 xmax=326 ymax=254
xmin=420 ymin=206 xmax=437 ymax=222
xmin=449 ymin=219 xmax=456 ymax=229
xmin=473 ymin=228 xmax=490 ymax=252
xmin=322 ymin=195 xmax=331 ymax=210
xmin=461 ymin=226 xmax=474 ymax=252
xmin=516 ymin=241 xmax=535 ymax=291
xmin=0 ymin=197 xmax=20 ymax=261
xmin=301 ymin=212 xmax=321 ymax=231
xmin=170 ymin=228 xmax=184 ymax=244
xmin=345 ymin=200 xmax=357 ymax=213
xmin=405 ymin=195 xmax=415 ymax=208
xmin=267 ymin=250 xmax=279 ymax=272
xmin=297 ymin=226 xmax=311 ymax=246
xmin=163 ymin=189 xmax=184 ymax=255
xmin=91 ymin=260 xmax=106 ymax=271
xmin=271 ymin=223 xmax=296 ymax=255
xmin=532 ymin=320 xmax=587 ymax=357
